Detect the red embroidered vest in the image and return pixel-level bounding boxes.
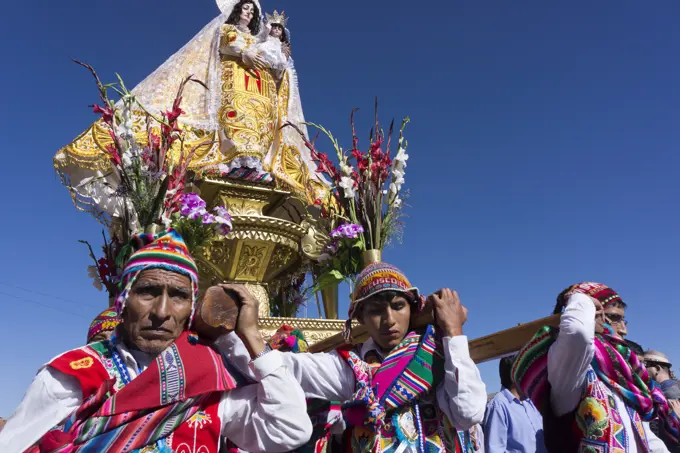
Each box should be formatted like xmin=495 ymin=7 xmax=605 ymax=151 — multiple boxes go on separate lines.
xmin=39 ymin=343 xmax=223 ymax=453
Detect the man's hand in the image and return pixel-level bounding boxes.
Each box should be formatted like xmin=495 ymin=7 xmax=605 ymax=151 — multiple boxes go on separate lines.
xmin=428 ymin=288 xmax=467 ymax=337
xmin=219 ymin=284 xmax=265 ymax=359
xmin=590 ymin=296 xmax=606 ymax=334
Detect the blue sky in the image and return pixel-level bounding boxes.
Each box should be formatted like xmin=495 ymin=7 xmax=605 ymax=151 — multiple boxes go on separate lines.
xmin=1 ymin=0 xmax=680 ymax=416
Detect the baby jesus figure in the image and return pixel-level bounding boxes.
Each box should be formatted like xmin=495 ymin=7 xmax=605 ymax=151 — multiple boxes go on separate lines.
xmin=257 ymin=10 xmax=291 ymax=72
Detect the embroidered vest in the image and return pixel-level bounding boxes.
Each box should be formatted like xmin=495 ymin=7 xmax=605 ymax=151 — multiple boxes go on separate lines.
xmin=563 ymin=368 xmax=650 ymax=453
xmin=338 ymin=326 xmax=472 ymax=453
xmin=40 ymin=340 xmax=224 ymax=453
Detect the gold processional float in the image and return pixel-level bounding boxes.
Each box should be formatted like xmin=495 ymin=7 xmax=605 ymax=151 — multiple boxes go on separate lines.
xmin=54 ymin=0 xmax=558 ymax=360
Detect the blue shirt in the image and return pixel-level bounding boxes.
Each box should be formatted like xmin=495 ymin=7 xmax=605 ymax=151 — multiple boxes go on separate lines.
xmin=483 ymin=388 xmax=546 ymax=453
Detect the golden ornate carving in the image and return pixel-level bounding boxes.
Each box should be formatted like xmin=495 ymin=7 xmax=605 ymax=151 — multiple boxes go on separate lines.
xmin=301 ymin=218 xmax=331 ymax=261
xmin=235 ymin=243 xmax=268 ymax=280
xmin=269 ymin=246 xmax=293 ymax=272
xmin=258 ymin=316 xmax=345 ymax=345
xmin=245 ymin=283 xmax=270 ymax=318
xmin=197 ymin=180 xmax=306 ymax=287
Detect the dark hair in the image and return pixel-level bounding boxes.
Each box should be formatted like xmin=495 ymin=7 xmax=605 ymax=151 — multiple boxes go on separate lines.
xmin=226 ymin=0 xmax=261 ymax=35
xmin=499 ymin=356 xmax=515 ymax=390
xmin=270 ymin=24 xmax=289 ymax=44
xmin=626 ymin=339 xmax=644 ymax=356
xmin=553 ymin=285 xmax=576 ymax=314
xmin=354 ymin=290 xmax=415 ymax=320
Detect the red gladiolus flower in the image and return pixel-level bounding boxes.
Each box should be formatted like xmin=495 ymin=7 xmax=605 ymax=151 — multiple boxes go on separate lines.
xmin=351 ymin=148 xmax=368 ymax=173
xmin=92 ymin=104 xmax=114 ymax=124
xmin=149 ymin=133 xmax=161 ymax=150
xmin=97 ymin=257 xmax=111 ymax=282
xmin=105 ymin=144 xmax=121 ymax=166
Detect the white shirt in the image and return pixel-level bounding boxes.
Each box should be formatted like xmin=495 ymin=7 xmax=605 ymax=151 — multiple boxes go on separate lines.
xmin=0 ymin=337 xmax=312 ymax=453
xmin=548 ymin=293 xmax=668 ymax=453
xmin=221 ymin=332 xmax=487 ymax=452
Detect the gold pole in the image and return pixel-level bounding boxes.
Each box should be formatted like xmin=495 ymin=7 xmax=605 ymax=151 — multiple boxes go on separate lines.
xmin=361 ymin=249 xmax=382 ymax=268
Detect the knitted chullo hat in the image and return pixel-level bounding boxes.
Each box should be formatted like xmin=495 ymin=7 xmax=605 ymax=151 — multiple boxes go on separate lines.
xmin=86 ymin=308 xmax=121 ymax=343
xmin=344 ymin=262 xmax=423 ymax=340
xmin=115 ymin=229 xmax=200 ymax=328
xmin=269 ymin=324 xmax=309 ymax=353
xmin=563 ymin=282 xmax=625 ymax=308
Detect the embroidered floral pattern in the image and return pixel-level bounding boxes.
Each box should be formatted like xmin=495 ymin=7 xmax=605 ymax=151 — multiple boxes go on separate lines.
xmin=577 ymin=397 xmax=608 ymax=439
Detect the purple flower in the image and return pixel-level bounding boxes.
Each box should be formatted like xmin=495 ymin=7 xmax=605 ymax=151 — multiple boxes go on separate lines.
xmin=331 ymin=223 xmax=364 ymax=240
xmin=213 ymin=205 xmax=230 ymax=218
xmin=213 ymin=205 xmax=233 ymax=236
xmin=179 ymin=193 xmax=207 ymax=220
xmin=214 ymin=222 xmax=232 ymax=236
xmin=202 ymin=212 xmax=216 ymax=224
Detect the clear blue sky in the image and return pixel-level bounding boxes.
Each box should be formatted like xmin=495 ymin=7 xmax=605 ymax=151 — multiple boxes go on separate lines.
xmin=1 ymin=0 xmax=679 ymax=417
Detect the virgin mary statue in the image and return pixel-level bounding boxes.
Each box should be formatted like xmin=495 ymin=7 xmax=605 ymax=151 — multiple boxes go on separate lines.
xmin=54 ymin=0 xmax=328 ymax=218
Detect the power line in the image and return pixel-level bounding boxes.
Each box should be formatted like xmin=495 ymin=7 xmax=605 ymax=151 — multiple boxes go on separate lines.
xmin=0 ymin=290 xmax=90 ymax=320
xmin=0 ymin=281 xmax=105 ymax=309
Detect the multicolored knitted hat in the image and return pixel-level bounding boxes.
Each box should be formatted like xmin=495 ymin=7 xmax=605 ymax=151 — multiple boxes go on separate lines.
xmin=344 ymin=262 xmax=422 ymax=340
xmin=115 ymin=229 xmax=200 ymax=328
xmin=86 ymin=308 xmax=121 ymax=343
xmin=565 ymin=282 xmax=625 ymax=308
xmin=268 ymin=324 xmax=309 ymax=353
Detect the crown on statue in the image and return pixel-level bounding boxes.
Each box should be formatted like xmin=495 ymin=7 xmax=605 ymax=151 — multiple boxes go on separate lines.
xmin=266 ymin=10 xmax=288 ymax=27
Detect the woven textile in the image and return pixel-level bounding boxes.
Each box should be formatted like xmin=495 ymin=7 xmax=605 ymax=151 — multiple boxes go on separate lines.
xmin=513 ymin=325 xmax=680 ymax=449
xmin=565 ymin=282 xmax=625 ymax=308
xmin=86 ymin=309 xmax=120 ymax=343
xmin=339 ymin=326 xmax=466 ymax=453
xmin=28 ymin=331 xmax=239 ymax=453
xmin=269 ymin=324 xmax=309 ymax=353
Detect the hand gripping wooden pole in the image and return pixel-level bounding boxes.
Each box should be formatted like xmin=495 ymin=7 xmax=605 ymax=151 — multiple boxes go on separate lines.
xmin=309 ymin=310 xmax=561 ymax=364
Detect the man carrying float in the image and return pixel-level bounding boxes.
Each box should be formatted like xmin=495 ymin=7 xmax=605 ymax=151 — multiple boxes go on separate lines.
xmin=0 ymin=230 xmax=312 ymax=453
xmin=225 ymin=262 xmax=487 ymax=453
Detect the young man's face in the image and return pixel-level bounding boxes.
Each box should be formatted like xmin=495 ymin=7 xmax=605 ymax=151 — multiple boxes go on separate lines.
xmin=604 ymin=303 xmax=628 ymax=338
xmin=358 ymin=295 xmax=411 ymax=352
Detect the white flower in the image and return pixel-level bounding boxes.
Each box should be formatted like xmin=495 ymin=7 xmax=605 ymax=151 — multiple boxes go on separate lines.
xmin=392 ymin=168 xmax=405 ymax=186
xmin=392 ymin=196 xmax=402 ymax=208
xmin=394 ymin=147 xmax=409 ymax=165
xmin=88 ymin=265 xmax=103 ymax=291
xmin=340 ymin=162 xmax=353 ymax=177
xmin=122 ymin=152 xmax=133 ymax=168
xmin=389 ymin=182 xmax=398 ymax=194
xmin=339 ymin=176 xmax=356 ymax=198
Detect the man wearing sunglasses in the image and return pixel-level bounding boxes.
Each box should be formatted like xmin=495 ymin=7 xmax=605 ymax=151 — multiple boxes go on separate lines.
xmin=513 ymin=282 xmax=679 ymax=453
xmin=604 ymin=298 xmax=628 ymax=338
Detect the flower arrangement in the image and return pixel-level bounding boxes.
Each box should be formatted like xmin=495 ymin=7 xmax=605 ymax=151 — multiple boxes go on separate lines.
xmin=74 ymin=61 xmax=234 ymax=291
xmin=75 ymin=59 xmax=211 ymax=235
xmin=269 ymin=273 xmax=312 ymax=318
xmin=287 ymin=101 xmax=410 ymax=290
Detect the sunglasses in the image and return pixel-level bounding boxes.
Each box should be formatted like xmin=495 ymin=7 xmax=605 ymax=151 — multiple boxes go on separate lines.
xmin=605 ymin=313 xmax=628 ymax=326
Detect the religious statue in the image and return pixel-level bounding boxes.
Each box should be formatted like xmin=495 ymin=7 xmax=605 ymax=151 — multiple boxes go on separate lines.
xmin=54 ymin=0 xmax=328 ymax=221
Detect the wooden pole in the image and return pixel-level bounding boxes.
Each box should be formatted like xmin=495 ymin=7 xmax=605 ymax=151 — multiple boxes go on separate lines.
xmin=309 ymin=312 xmax=561 ymax=364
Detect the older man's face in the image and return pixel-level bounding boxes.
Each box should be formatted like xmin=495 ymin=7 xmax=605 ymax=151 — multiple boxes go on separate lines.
xmin=122 ymin=269 xmax=192 ymax=354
